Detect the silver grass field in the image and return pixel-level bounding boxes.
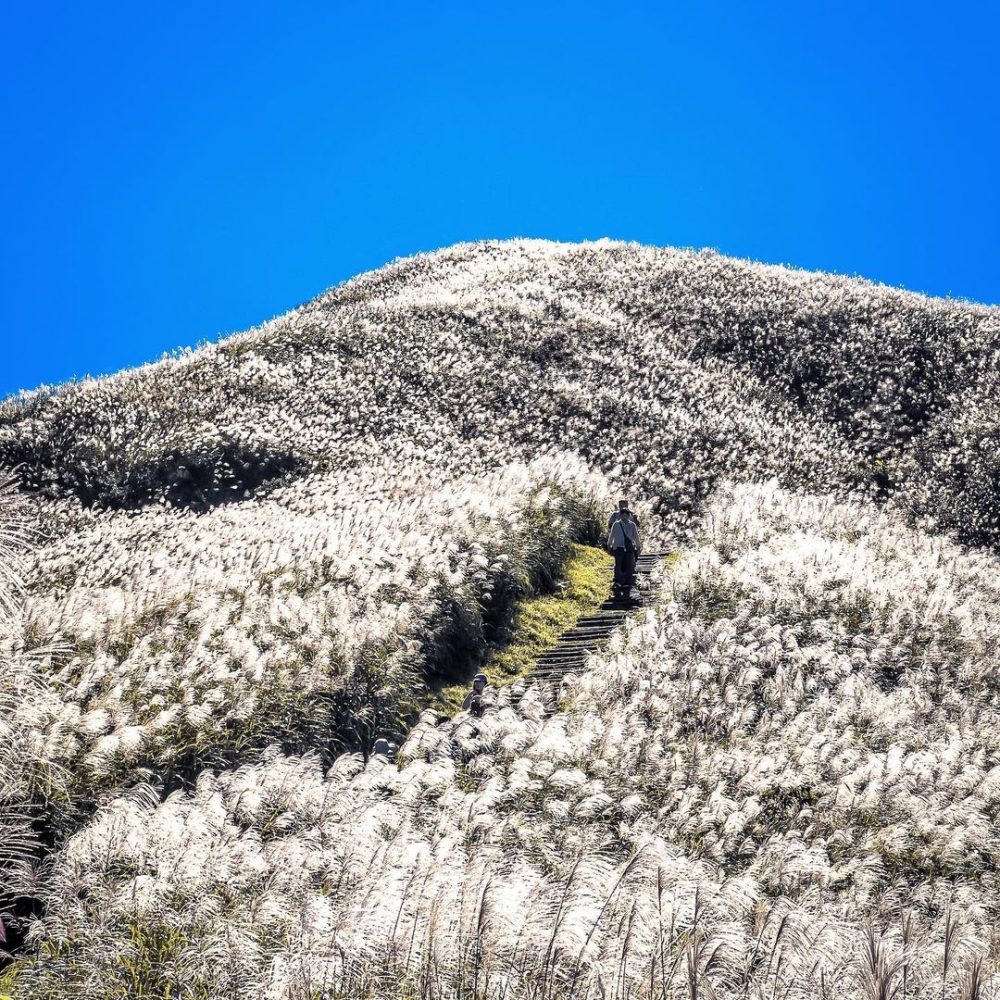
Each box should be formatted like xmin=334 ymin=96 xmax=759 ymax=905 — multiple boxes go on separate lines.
xmin=1 ymin=239 xmax=1000 ymax=998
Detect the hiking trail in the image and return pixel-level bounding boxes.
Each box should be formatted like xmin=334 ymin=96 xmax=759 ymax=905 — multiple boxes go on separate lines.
xmin=517 ymin=551 xmax=665 ymax=713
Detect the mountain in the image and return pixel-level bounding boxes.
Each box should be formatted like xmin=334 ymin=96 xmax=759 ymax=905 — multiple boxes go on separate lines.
xmin=2 ymin=239 xmax=1000 ymax=999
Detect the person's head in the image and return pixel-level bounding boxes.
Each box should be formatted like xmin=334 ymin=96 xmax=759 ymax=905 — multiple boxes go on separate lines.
xmin=372 ymin=738 xmax=391 ymax=757
xmin=618 ymin=499 xmax=630 ymax=514
xmin=472 ymin=673 xmax=487 ymax=694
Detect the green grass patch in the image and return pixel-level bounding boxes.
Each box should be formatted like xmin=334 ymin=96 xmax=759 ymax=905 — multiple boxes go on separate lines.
xmin=430 ymin=543 xmax=613 ymax=714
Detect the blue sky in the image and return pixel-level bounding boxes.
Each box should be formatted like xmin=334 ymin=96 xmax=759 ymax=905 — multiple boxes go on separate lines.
xmin=3 ymin=1 xmax=997 ymax=398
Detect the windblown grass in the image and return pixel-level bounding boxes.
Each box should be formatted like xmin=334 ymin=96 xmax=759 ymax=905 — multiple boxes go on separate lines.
xmin=4 ymin=240 xmax=1000 ymax=998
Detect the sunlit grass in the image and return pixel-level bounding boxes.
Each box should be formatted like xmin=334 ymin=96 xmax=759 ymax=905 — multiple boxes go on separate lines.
xmin=11 ymin=239 xmax=1000 ymax=999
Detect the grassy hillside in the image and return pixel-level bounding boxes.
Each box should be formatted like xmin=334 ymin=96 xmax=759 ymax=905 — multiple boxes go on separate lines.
xmin=2 ymin=240 xmax=1000 ymax=998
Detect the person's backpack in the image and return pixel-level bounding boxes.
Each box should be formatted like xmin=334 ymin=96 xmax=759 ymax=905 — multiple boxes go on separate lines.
xmin=609 ymin=517 xmax=638 ymax=554
xmin=608 ymin=511 xmax=641 ymax=530
xmin=623 ymin=525 xmax=637 ymax=555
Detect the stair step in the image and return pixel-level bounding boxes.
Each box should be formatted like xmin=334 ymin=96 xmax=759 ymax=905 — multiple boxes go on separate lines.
xmin=517 ymin=552 xmax=667 ymax=713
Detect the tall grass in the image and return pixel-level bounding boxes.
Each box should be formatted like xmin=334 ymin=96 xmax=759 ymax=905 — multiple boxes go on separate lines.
xmin=2 ymin=240 xmax=999 ymax=997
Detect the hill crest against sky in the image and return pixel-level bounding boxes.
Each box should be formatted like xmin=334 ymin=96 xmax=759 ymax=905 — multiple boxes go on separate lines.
xmin=5 ymin=2 xmax=999 ymax=402
xmin=2 ymin=238 xmax=998 ymax=547
xmin=5 ymin=238 xmax=1000 ymax=404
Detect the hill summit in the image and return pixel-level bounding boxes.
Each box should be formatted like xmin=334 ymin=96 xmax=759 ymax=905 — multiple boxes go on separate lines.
xmin=3 ymin=240 xmax=1000 ymax=999
xmin=3 ymin=239 xmax=997 ymax=544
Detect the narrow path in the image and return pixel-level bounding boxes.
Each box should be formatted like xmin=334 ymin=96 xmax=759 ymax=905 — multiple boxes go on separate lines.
xmin=518 ymin=551 xmax=665 ymax=710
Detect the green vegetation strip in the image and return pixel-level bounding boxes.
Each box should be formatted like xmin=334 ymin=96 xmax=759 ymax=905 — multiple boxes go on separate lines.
xmin=431 ymin=543 xmax=613 ymax=714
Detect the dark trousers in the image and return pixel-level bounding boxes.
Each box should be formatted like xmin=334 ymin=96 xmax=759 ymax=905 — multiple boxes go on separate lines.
xmin=612 ymin=548 xmax=636 ymax=590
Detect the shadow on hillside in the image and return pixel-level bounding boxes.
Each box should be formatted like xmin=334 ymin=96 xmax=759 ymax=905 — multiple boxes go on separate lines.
xmin=3 ymin=436 xmax=305 ymax=512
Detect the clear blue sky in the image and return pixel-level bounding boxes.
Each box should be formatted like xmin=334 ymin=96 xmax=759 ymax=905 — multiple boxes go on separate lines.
xmin=3 ymin=1 xmax=997 ymax=398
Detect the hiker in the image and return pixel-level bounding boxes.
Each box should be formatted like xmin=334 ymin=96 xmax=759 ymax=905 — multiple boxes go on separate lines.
xmin=462 ymin=673 xmax=489 ymax=718
xmin=607 ymin=502 xmax=641 ymax=599
xmin=372 ymin=737 xmax=394 ymax=760
xmin=607 ymin=499 xmax=640 ymax=532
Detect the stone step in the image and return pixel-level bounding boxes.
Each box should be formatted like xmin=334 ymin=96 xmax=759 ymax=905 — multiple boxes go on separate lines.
xmin=517 ymin=552 xmax=667 ymax=715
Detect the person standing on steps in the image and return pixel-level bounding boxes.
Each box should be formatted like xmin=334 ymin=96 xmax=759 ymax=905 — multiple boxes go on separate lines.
xmin=607 ymin=501 xmax=641 ymax=600
xmin=607 ymin=499 xmax=640 ymax=532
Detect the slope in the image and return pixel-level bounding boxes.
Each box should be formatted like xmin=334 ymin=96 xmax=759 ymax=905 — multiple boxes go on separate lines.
xmin=1 ymin=239 xmax=1000 ymax=998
